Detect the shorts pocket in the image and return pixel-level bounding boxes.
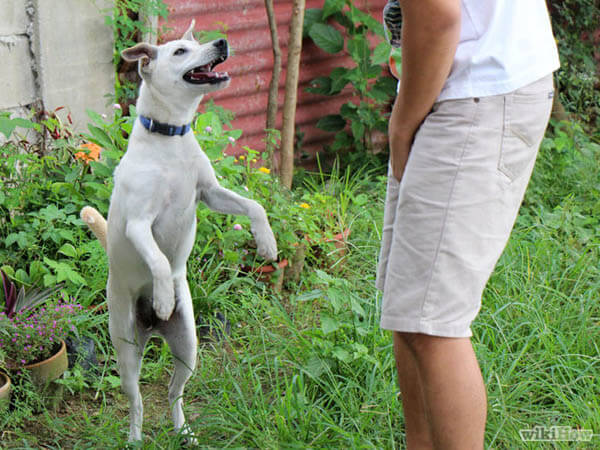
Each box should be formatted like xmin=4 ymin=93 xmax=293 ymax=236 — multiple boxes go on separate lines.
xmin=498 ymin=91 xmax=552 ymax=182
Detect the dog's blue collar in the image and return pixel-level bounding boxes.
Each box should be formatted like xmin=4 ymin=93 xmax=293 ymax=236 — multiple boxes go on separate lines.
xmin=139 ymin=115 xmax=191 ymax=137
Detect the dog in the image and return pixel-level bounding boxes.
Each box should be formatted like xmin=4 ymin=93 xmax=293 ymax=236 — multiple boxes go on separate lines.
xmin=81 ymin=21 xmax=277 ymax=442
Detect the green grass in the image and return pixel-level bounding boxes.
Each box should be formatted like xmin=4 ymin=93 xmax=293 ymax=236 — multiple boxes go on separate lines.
xmin=2 ymin=122 xmax=599 ymax=448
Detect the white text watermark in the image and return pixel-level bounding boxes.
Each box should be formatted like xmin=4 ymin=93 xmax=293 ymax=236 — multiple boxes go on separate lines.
xmin=519 ymin=426 xmax=594 ymax=442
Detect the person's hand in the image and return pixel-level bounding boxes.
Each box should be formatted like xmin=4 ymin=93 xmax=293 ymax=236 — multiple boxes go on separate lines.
xmin=388 ymin=96 xmax=417 ymax=182
xmin=390 ymin=129 xmax=413 ymax=182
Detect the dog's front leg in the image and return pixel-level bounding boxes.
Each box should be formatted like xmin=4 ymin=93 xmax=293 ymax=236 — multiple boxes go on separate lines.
xmin=201 ymin=185 xmax=278 ymax=260
xmin=125 ymin=219 xmax=175 ymax=320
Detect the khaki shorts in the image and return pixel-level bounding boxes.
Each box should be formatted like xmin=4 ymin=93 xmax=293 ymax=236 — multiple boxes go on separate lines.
xmin=377 ymin=74 xmax=554 ymax=337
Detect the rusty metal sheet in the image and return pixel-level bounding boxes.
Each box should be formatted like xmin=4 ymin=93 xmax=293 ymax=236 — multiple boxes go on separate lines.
xmin=161 ymin=0 xmax=389 ymax=159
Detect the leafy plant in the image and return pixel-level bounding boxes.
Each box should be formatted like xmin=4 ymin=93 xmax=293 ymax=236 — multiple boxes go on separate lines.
xmin=304 ymin=0 xmax=397 ymax=159
xmin=296 ymin=269 xmax=375 ymax=377
xmin=102 ymin=0 xmax=169 ymax=103
xmin=1 ymin=270 xmax=63 ymax=319
xmin=0 ymin=112 xmax=39 ymax=141
xmin=0 ymin=298 xmax=81 ymax=368
xmin=548 ymin=0 xmax=600 ymax=126
xmin=0 ymin=271 xmax=77 ymax=368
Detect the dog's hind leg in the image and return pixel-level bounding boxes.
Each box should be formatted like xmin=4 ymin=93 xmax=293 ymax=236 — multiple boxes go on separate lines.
xmin=160 ymin=275 xmax=198 ymax=441
xmin=108 ymin=281 xmax=151 ymax=442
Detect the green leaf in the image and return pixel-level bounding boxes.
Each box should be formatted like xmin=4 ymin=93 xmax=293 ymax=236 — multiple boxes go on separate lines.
xmin=320 ymin=313 xmax=341 ymax=335
xmin=6 ymin=232 xmax=29 ymax=249
xmin=43 ymin=274 xmax=57 ymax=287
xmin=316 ymin=114 xmax=346 ymax=132
xmin=322 ymin=0 xmax=345 ymax=19
xmin=332 ymin=346 xmax=351 ymax=362
xmin=372 ymin=41 xmax=391 ymax=65
xmin=309 ymin=23 xmax=344 ymax=54
xmin=303 ymin=9 xmax=324 ymax=37
xmin=11 ymin=117 xmax=37 ymax=130
xmin=340 ymin=103 xmax=359 ymax=121
xmin=350 ymin=297 xmax=366 ymax=317
xmin=351 ymin=120 xmax=365 ymax=140
xmin=58 ymin=243 xmax=78 ymax=258
xmin=304 ymin=356 xmax=329 ymax=379
xmin=295 ymin=289 xmax=324 ymax=302
xmin=330 ymin=67 xmax=351 ymax=93
xmin=0 ymin=117 xmax=17 ymax=139
xmin=87 ymin=125 xmax=114 ymax=150
xmin=305 ymin=76 xmax=333 ymax=95
xmin=347 ymin=35 xmax=370 ymax=67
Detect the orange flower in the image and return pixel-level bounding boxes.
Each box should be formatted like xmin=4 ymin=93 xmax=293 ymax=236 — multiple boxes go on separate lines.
xmin=75 ymin=142 xmax=102 ymax=163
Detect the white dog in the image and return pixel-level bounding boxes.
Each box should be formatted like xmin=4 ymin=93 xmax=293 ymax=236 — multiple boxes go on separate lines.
xmin=81 ymin=21 xmax=277 ymax=442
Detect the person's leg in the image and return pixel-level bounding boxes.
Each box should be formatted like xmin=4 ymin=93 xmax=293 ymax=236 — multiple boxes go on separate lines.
xmin=393 ymin=332 xmax=434 ymax=449
xmin=397 ymin=332 xmax=486 ymax=450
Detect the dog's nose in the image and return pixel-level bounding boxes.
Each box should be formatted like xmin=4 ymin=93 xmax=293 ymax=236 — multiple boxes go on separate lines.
xmin=213 ymin=39 xmax=228 ymax=52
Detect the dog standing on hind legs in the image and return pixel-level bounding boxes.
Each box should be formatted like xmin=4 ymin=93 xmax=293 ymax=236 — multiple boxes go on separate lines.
xmin=81 ymin=21 xmax=277 ymax=442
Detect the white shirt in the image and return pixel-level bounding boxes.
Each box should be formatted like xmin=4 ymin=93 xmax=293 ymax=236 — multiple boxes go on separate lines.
xmin=438 ymin=0 xmax=560 ymax=101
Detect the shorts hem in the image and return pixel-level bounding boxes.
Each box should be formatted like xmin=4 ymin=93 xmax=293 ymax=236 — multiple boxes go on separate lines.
xmin=380 ymin=316 xmax=473 ymax=338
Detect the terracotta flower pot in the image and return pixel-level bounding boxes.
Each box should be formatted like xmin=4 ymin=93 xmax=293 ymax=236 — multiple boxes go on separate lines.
xmin=23 ymin=339 xmax=68 ymax=386
xmin=0 ymin=371 xmax=11 ymax=412
xmin=326 ymin=228 xmax=351 ymax=253
xmin=22 ymin=339 xmax=68 ymax=410
xmin=242 ymin=259 xmax=288 ymax=291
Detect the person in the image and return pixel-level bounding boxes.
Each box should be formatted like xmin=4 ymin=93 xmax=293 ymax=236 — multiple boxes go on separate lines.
xmin=377 ymin=1 xmax=559 ymax=448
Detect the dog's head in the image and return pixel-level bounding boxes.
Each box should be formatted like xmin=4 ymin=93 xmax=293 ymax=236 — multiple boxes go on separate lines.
xmin=121 ymin=21 xmax=230 ymax=98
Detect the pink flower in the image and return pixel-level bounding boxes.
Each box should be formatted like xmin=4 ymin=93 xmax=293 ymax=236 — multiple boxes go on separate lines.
xmin=233 ymin=224 xmax=243 ymax=231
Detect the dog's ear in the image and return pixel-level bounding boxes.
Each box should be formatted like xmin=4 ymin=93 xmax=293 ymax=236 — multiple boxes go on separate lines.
xmin=182 ymin=19 xmax=196 ymax=41
xmin=121 ymin=43 xmax=158 ymax=69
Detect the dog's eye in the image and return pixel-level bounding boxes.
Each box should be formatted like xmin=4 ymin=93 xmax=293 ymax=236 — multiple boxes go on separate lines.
xmin=174 ymin=48 xmax=187 ymax=56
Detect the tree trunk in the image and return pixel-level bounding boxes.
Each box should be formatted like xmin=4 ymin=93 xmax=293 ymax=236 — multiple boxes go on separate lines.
xmin=264 ymin=0 xmax=282 ymax=169
xmin=280 ymin=0 xmax=305 ymax=189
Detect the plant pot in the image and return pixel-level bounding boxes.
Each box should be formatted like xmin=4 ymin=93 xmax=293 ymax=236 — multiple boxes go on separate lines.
xmin=24 ymin=339 xmax=68 ymax=385
xmin=0 ymin=371 xmax=11 ymax=412
xmin=242 ymin=259 xmax=288 ymax=291
xmin=23 ymin=339 xmax=68 ymax=409
xmin=308 ymin=227 xmax=351 ymax=271
xmin=326 ymin=227 xmax=351 ymax=254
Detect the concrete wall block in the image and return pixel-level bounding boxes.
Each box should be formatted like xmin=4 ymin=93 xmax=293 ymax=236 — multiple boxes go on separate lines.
xmin=0 ymin=0 xmax=30 ymax=36
xmin=0 ymin=36 xmax=37 ymax=109
xmin=34 ymin=0 xmax=114 ymax=131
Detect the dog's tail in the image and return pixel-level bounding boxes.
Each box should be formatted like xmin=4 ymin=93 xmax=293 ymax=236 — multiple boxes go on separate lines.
xmin=80 ymin=206 xmax=108 ymax=251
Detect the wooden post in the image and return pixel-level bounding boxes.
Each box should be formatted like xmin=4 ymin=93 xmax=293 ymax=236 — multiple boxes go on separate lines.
xmin=264 ymin=0 xmax=282 ymax=169
xmin=279 ymin=0 xmax=305 ymax=189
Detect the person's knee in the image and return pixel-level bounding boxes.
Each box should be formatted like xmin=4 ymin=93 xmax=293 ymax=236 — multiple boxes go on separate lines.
xmin=395 ymin=331 xmax=432 ymax=354
xmin=395 ymin=331 xmax=453 ymax=356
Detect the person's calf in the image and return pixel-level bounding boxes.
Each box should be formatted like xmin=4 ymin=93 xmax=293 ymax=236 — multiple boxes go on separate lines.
xmin=393 ymin=332 xmax=435 ymax=449
xmin=394 ymin=331 xmax=487 ymax=450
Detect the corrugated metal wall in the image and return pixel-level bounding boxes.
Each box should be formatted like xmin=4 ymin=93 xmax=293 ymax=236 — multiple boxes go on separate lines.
xmin=160 ymin=0 xmax=388 ymax=159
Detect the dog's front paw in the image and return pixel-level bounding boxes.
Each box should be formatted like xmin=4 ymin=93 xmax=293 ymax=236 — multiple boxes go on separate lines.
xmin=153 ymin=278 xmax=175 ymax=321
xmin=255 ymin=226 xmax=278 ymax=261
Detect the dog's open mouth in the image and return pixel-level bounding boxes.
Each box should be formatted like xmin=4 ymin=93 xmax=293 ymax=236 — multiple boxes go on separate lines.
xmin=183 ymin=55 xmax=229 ymax=85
